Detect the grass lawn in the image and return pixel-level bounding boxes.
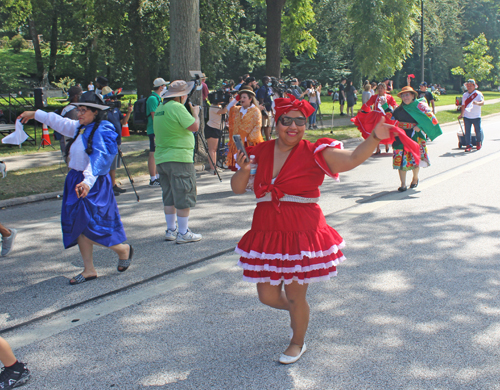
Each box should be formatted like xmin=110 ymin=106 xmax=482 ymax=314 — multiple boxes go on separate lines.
xmin=0 ymin=149 xmax=150 ymax=201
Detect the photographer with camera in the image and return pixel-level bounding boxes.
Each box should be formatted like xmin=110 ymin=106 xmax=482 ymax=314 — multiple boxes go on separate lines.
xmin=300 ymin=80 xmax=321 ymax=129
xmin=257 ymin=76 xmax=274 ymax=141
xmin=153 ymin=80 xmax=202 ymax=244
xmin=147 ymin=78 xmax=168 ymax=186
xmin=54 ymin=85 xmax=83 ymax=156
xmin=205 ymin=91 xmax=231 ymax=174
xmin=289 ymin=78 xmax=303 ymax=99
xmin=103 ymin=87 xmax=133 ymax=195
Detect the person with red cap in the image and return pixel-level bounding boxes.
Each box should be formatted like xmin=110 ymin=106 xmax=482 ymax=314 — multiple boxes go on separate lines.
xmin=230 ymin=94 xmax=392 ymax=365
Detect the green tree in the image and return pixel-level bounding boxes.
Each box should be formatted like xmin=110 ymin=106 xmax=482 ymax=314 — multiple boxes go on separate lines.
xmin=451 ymin=33 xmax=494 ymax=83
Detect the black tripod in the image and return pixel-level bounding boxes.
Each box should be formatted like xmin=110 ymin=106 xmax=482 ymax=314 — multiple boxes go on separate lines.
xmin=198 ymin=127 xmax=222 ymax=182
xmin=118 ymin=149 xmax=140 ymax=201
xmin=216 ymin=113 xmax=229 ymax=168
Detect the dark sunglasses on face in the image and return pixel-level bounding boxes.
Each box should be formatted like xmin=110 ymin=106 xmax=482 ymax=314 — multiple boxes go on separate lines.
xmin=280 ymin=116 xmax=307 ymax=126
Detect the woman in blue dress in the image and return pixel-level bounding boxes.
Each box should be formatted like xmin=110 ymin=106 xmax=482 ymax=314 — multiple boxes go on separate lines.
xmin=20 ymin=92 xmax=133 ymax=285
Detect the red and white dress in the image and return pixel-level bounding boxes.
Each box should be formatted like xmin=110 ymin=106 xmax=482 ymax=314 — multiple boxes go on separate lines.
xmin=351 ymin=93 xmax=398 ymax=143
xmin=236 ymin=138 xmax=346 ymax=285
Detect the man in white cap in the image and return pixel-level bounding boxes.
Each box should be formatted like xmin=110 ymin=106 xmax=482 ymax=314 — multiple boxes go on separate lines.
xmin=147 ymin=78 xmax=168 ymax=185
xmin=153 ymin=80 xmax=202 ymax=244
xmin=458 ymin=79 xmax=484 ymax=152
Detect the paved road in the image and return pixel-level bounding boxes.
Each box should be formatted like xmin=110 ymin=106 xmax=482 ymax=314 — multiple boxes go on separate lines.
xmin=1 ymin=116 xmax=500 ymax=389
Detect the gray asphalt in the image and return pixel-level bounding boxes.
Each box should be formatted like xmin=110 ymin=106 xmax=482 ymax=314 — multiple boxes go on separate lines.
xmin=1 ymin=116 xmax=500 ymax=389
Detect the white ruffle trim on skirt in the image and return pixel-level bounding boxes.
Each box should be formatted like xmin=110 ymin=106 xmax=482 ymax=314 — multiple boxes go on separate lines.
xmin=242 ymin=271 xmax=339 ymax=285
xmin=237 ymin=256 xmax=346 ymax=273
xmin=235 ymin=241 xmax=346 ymax=261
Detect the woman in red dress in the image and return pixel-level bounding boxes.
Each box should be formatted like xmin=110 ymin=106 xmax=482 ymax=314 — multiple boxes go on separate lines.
xmin=231 ymin=95 xmax=391 ymax=364
xmin=352 ymin=82 xmax=398 ymax=153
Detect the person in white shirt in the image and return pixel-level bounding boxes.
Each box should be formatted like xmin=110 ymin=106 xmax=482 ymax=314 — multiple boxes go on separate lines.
xmin=19 ymin=91 xmax=133 ymax=285
xmin=458 ymin=79 xmax=484 ymax=152
xmin=87 ymin=81 xmax=94 ymax=91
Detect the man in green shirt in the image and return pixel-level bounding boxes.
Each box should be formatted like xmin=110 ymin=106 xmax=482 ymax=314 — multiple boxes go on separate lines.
xmin=147 ymin=78 xmax=168 ymax=186
xmin=153 ymin=80 xmax=201 ymax=244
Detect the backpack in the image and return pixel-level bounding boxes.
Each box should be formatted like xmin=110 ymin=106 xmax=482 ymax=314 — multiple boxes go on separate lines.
xmin=133 ymin=94 xmax=161 ymax=124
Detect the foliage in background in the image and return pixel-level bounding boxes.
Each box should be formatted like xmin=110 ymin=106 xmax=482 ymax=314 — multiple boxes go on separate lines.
xmin=451 ymin=33 xmax=494 ymax=83
xmin=1 ymin=0 xmax=500 ymax=93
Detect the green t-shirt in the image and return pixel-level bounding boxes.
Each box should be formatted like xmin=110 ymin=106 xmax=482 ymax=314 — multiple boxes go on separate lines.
xmin=146 ymin=92 xmax=161 ymax=135
xmin=154 ymin=100 xmax=196 ymax=164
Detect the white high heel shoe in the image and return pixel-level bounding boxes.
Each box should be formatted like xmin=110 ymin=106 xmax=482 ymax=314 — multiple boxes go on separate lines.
xmin=279 ymin=343 xmax=307 ymax=364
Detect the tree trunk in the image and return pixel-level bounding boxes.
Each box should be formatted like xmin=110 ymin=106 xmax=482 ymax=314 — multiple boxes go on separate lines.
xmin=265 ymin=0 xmax=286 ymax=78
xmin=28 ymin=18 xmax=44 ymax=82
xmin=130 ymin=0 xmax=152 ymax=99
xmin=48 ymin=10 xmax=58 ymax=83
xmin=170 ymin=0 xmax=203 ymax=161
xmin=86 ymin=36 xmax=98 ymax=86
xmin=170 ymin=0 xmax=201 ymax=82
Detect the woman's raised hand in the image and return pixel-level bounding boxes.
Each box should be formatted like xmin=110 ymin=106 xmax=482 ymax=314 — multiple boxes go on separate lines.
xmin=18 ymin=111 xmax=36 ymax=124
xmin=372 ymin=117 xmax=392 ymax=140
xmin=236 ymin=150 xmax=251 ymax=170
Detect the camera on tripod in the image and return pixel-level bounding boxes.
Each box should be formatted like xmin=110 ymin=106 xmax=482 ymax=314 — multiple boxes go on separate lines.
xmin=105 ymin=99 xmax=122 ymax=109
xmin=208 ymin=89 xmax=231 ymax=106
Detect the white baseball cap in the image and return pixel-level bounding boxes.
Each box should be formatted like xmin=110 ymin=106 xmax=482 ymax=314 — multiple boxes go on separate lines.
xmin=153 ymin=78 xmax=169 ymax=88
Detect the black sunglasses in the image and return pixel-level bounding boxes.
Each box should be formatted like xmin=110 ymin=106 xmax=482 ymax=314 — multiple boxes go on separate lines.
xmin=280 ymin=116 xmax=307 ymax=126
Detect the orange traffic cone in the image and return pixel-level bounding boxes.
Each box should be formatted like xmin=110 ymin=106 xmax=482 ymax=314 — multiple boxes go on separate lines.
xmin=41 ymin=124 xmax=52 ymax=147
xmin=122 ymin=122 xmax=130 ymax=137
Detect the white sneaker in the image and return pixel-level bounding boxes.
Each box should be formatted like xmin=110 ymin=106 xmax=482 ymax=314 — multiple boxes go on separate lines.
xmin=1 ymin=228 xmax=17 ymax=256
xmin=165 ymin=228 xmax=178 ymax=241
xmin=176 ymin=229 xmax=202 ymax=244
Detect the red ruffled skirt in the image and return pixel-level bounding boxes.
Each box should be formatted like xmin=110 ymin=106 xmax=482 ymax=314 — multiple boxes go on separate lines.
xmin=236 ymin=201 xmax=345 ymax=285
xmin=352 ymin=110 xmax=393 ymax=145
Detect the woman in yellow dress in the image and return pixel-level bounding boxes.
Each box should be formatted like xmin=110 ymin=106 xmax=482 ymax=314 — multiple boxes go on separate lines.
xmin=226 ymin=86 xmax=264 ymax=170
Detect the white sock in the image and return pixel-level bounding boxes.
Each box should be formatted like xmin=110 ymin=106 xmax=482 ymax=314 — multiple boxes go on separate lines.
xmin=165 ymin=214 xmax=176 ymax=231
xmin=177 ymin=216 xmax=189 ymax=235
xmin=155 ymin=174 xmax=160 ymax=180
xmin=151 ymin=176 xmax=156 ymax=181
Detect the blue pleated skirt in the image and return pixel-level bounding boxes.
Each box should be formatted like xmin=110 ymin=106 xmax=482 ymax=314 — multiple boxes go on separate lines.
xmin=61 ymin=170 xmax=127 ymax=249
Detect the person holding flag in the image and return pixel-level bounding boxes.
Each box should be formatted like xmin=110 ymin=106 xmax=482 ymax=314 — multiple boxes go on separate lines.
xmin=391 ymin=86 xmax=443 ymax=191
xmin=458 ymin=79 xmax=484 ymax=152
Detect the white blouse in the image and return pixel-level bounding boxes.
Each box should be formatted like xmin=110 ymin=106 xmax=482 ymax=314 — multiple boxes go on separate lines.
xmin=35 ymin=110 xmax=97 ymax=189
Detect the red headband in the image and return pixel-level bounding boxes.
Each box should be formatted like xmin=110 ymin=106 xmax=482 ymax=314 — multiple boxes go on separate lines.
xmin=274 ymin=94 xmax=316 ymax=123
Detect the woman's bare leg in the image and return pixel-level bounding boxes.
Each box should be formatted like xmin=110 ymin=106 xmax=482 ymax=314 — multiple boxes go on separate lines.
xmin=207 ymin=138 xmax=218 ymax=170
xmin=411 ymin=167 xmax=420 ymax=185
xmin=398 ymin=169 xmax=407 ymax=188
xmin=76 ymin=234 xmax=131 ymax=277
xmin=76 ymin=234 xmax=97 ymax=278
xmin=282 ymin=281 xmax=309 ymax=357
xmin=0 ymin=337 xmax=17 ymax=367
xmin=256 ymin=282 xmax=290 ymax=310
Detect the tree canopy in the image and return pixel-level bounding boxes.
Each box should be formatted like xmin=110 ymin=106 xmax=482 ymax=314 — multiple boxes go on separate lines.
xmin=1 ymin=0 xmax=500 ymax=93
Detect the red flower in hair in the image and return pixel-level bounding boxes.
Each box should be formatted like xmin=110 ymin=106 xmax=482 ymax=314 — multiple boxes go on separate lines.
xmin=274 ymin=94 xmax=316 ymax=123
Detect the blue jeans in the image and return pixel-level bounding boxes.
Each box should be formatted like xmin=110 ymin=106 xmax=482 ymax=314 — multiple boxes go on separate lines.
xmin=464 ymin=117 xmax=483 ymax=147
xmin=309 ymin=103 xmax=318 ymax=126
